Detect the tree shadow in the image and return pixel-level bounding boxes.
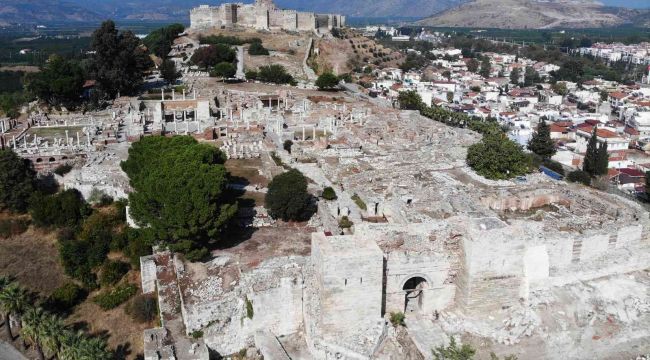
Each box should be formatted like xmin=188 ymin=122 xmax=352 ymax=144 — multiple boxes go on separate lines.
xmin=114 ymin=342 xmax=132 ymax=360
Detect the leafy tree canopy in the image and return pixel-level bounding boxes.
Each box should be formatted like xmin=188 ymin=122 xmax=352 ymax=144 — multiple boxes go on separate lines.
xmin=398 ymin=90 xmax=423 ymax=110
xmin=0 ymin=149 xmax=36 ymax=213
xmin=25 ymin=55 xmax=84 ymax=108
xmin=527 ymin=119 xmax=556 ymax=160
xmin=211 ymin=62 xmax=236 ymax=79
xmin=265 ymin=169 xmax=315 ymax=221
xmin=143 ymin=23 xmax=185 ymax=59
xmin=160 ymin=59 xmax=180 ymax=85
xmin=121 ymin=136 xmax=237 ymax=253
xmin=190 ymin=44 xmax=236 ymax=70
xmin=315 ymin=72 xmax=340 ymax=90
xmin=256 ymin=64 xmax=296 ymax=85
xmin=467 ymin=132 xmax=529 ymax=180
xmin=90 ymin=20 xmax=153 ymax=97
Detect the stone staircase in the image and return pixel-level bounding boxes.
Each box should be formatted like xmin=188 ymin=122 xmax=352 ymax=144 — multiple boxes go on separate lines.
xmin=404 ymin=316 xmax=449 ymax=360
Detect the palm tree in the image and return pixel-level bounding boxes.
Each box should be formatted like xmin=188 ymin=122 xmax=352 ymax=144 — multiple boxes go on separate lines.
xmin=41 ymin=313 xmax=65 ymax=358
xmin=58 ymin=330 xmax=86 ymax=360
xmin=0 ymin=282 xmax=29 ymax=339
xmin=79 ymin=336 xmax=113 ymax=360
xmin=21 ymin=306 xmax=47 ymax=360
xmin=0 ymin=276 xmax=11 ymax=330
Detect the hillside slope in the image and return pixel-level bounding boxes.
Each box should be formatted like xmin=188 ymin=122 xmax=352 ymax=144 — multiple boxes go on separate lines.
xmin=0 ymin=0 xmax=102 ymax=24
xmin=416 ymin=0 xmax=650 ymax=29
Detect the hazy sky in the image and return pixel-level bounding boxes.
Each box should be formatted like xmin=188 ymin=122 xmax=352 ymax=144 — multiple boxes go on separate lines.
xmin=599 ymin=0 xmax=650 ymax=9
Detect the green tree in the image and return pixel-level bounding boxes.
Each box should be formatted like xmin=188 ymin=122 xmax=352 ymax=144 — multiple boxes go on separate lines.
xmin=0 ymin=282 xmax=29 ymax=339
xmin=121 ymin=136 xmax=237 ymax=255
xmin=159 ymin=59 xmax=179 ymax=85
xmin=523 ymin=66 xmax=541 ymax=86
xmin=398 ymin=90 xmax=423 ymax=110
xmin=21 ymin=306 xmax=47 ymax=360
xmin=509 ymin=68 xmax=520 ymax=85
xmin=0 ymin=149 xmax=36 ymax=213
xmin=211 ymin=62 xmax=236 ymax=79
xmin=248 ymin=40 xmax=269 ymax=55
xmin=315 ymin=72 xmax=340 ymax=90
xmin=143 ymin=23 xmax=185 ymax=59
xmin=596 ymin=141 xmax=609 ymax=176
xmin=90 ymin=20 xmax=153 ymax=97
xmin=582 ymin=127 xmax=599 ymax=176
xmin=479 ymin=58 xmax=491 ymax=78
xmin=190 ymin=44 xmax=236 ymax=70
xmin=265 ymin=169 xmax=315 ymax=221
xmin=551 ymin=82 xmax=568 ymax=96
xmin=283 ymin=140 xmax=293 ymax=154
xmin=527 ymin=119 xmax=556 ymax=160
xmin=466 ymin=59 xmax=480 ymax=73
xmin=432 ymin=337 xmax=475 ymax=360
xmin=467 ymin=133 xmax=529 ymax=180
xmin=30 ymin=189 xmax=90 ymax=229
xmin=322 ymin=187 xmax=337 ymax=200
xmin=257 ymin=65 xmax=295 ymax=85
xmin=25 ymin=55 xmax=84 ymax=108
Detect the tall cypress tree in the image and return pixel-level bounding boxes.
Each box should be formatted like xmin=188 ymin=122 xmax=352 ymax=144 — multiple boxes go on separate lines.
xmin=583 ymin=127 xmax=599 ymax=176
xmin=528 ymin=119 xmax=556 ymax=160
xmin=596 ymin=141 xmax=609 ymax=176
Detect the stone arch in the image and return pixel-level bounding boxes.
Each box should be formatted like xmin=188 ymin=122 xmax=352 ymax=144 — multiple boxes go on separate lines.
xmin=48 ymin=157 xmax=56 ymax=163
xmin=402 ymin=275 xmax=429 ymax=313
xmin=35 ymin=158 xmax=43 ymax=163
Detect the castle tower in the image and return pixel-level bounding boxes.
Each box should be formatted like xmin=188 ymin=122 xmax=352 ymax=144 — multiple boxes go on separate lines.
xmin=255 ymin=0 xmax=276 ymax=9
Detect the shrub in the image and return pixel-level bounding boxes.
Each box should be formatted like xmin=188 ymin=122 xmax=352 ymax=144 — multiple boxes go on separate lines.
xmin=211 ymin=62 xmax=236 ymax=79
xmin=257 ymin=65 xmax=296 ymax=85
xmin=541 ymin=159 xmax=565 ymax=176
xmin=48 ymin=283 xmax=86 ymax=311
xmin=245 ymin=70 xmax=258 ymax=81
xmin=283 ymin=140 xmax=293 ymax=154
xmin=567 ymin=170 xmax=591 ymax=186
xmin=245 ymin=297 xmax=254 ymax=319
xmin=338 ymin=216 xmax=353 ymax=229
xmin=315 ymin=72 xmax=340 ymax=90
xmin=126 ymin=294 xmax=158 ymax=323
xmin=93 ymin=284 xmax=138 ymax=310
xmin=248 ymin=41 xmax=269 ymax=56
xmin=466 ymin=133 xmax=529 ymax=180
xmin=191 ymin=330 xmax=204 ymax=339
xmin=53 ymin=164 xmax=73 ymax=176
xmin=265 ymin=169 xmax=316 ymax=221
xmin=88 ymin=188 xmax=113 ymax=206
xmin=0 ymin=218 xmax=29 ymax=238
xmin=100 ymin=261 xmax=130 ymax=287
xmin=390 ymin=312 xmax=405 ymax=327
xmin=351 ymin=194 xmax=367 ymax=211
xmin=322 ymin=187 xmax=337 ymax=200
xmin=30 ymin=189 xmax=91 ymax=228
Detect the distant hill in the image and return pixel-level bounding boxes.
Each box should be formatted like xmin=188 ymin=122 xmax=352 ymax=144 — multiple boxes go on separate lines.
xmin=0 ymin=0 xmax=648 ymax=27
xmin=0 ymin=0 xmax=464 ymax=24
xmin=416 ymin=0 xmax=650 ymax=29
xmin=0 ymin=0 xmax=102 ymax=24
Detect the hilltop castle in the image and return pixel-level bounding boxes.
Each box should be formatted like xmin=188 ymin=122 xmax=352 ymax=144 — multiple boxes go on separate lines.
xmin=190 ymin=0 xmax=345 ymax=33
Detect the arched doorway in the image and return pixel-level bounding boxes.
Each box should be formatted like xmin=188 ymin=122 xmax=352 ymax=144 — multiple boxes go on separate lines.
xmin=403 ymin=276 xmax=427 ymax=313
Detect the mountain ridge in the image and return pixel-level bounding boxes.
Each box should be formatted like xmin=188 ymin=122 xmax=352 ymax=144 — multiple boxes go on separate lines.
xmin=417 ymin=0 xmax=650 ymax=28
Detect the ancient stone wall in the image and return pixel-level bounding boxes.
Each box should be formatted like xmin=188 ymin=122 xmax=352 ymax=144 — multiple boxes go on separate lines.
xmin=384 ymin=251 xmax=456 ymax=315
xmin=459 ymin=214 xmax=650 ymax=314
xmin=312 ymin=233 xmax=384 ymax=333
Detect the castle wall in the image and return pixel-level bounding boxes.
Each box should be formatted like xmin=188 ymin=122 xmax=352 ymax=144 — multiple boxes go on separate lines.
xmin=189 ymin=1 xmax=343 ymax=32
xmin=312 ymin=233 xmax=384 ymax=334
xmin=459 ymin=214 xmax=650 ymax=314
xmin=297 ymin=12 xmax=316 ymax=32
xmin=384 ymin=251 xmax=456 ymax=315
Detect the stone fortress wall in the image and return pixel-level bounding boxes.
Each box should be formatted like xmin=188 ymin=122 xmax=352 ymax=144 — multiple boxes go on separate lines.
xmin=190 ymin=0 xmax=345 ymax=33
